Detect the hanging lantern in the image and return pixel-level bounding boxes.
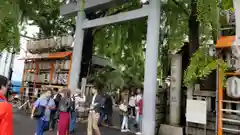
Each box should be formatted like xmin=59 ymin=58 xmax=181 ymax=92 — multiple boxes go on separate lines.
xmin=226 ymin=76 xmax=240 ymax=98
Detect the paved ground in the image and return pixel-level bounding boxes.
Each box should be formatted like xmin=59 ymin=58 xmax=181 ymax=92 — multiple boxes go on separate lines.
xmin=13 ymin=109 xmax=135 ymax=135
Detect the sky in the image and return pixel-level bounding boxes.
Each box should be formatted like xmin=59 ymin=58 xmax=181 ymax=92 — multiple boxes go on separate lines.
xmin=12 ymin=25 xmax=39 ymax=81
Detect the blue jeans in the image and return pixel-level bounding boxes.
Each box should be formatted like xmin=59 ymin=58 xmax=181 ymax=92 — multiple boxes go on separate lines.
xmin=98 ymin=109 xmax=105 ymax=125
xmin=36 ymin=119 xmax=49 ymax=135
xmin=70 ymin=111 xmax=77 ymax=132
xmin=120 ymin=115 xmax=123 ymax=126
xmin=138 ymin=115 xmax=142 ymax=132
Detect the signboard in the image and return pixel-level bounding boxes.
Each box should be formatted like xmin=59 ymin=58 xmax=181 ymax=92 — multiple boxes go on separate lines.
xmin=186 ymin=99 xmax=207 ymax=124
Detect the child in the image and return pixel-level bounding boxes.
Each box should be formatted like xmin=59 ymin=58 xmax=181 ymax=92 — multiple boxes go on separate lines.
xmin=119 ymin=100 xmax=129 ymax=132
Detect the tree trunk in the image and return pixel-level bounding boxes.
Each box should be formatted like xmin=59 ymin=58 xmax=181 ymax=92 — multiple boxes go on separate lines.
xmin=181 ymin=0 xmax=200 ymax=126
xmin=189 ymin=0 xmax=200 ymax=56
xmin=79 ymin=28 xmax=94 ymax=87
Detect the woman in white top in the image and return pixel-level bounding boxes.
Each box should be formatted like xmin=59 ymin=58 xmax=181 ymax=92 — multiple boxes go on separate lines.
xmin=128 ymin=91 xmax=136 ymax=118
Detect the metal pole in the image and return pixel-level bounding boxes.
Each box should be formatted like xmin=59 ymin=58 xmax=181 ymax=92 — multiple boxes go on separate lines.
xmin=142 ymin=0 xmax=161 ymax=135
xmin=215 ymin=65 xmax=218 ymax=135
xmin=69 ymin=10 xmax=85 ymax=92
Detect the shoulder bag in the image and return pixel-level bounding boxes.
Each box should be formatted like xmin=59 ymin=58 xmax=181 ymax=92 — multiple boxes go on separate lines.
xmin=34 ymin=99 xmax=50 ymax=118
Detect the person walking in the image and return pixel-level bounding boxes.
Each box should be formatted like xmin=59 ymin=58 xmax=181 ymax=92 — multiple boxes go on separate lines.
xmin=49 ymin=92 xmax=62 ymax=131
xmin=69 ymin=92 xmax=77 ymax=134
xmin=75 ymin=91 xmax=86 ymax=121
xmin=31 ymin=89 xmax=56 ymax=135
xmin=128 ymin=91 xmax=136 ymax=118
xmin=119 ymin=99 xmax=129 ymax=132
xmin=135 ymin=98 xmax=143 ymax=135
xmin=0 ymin=75 xmax=13 ymax=135
xmin=98 ymin=94 xmax=106 ymax=126
xmin=135 ymin=88 xmax=142 ymax=124
xmin=58 ymin=90 xmax=71 ymax=135
xmin=87 ymin=85 xmax=102 ymax=135
xmin=104 ymin=94 xmax=113 ymax=126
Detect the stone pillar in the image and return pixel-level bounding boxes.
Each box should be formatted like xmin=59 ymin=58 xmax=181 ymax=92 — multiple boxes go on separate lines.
xmin=169 ymin=54 xmax=182 ymax=125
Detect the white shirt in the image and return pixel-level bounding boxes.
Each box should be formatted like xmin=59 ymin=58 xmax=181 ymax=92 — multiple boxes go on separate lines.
xmin=73 ymin=94 xmax=86 ymax=111
xmin=136 ymin=94 xmax=142 ymax=104
xmin=91 ymin=94 xmax=97 ymax=106
xmin=129 ymin=96 xmax=136 ymax=107
xmin=53 ymin=94 xmax=58 ymax=99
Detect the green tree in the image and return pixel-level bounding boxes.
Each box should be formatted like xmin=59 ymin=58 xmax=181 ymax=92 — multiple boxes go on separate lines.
xmin=20 ymin=0 xmax=75 ymax=38
xmin=0 ymin=0 xmax=20 ymax=51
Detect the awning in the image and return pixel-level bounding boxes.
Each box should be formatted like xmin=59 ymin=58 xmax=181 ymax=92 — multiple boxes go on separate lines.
xmin=18 ymin=51 xmax=72 ymax=60
xmin=216 ymin=36 xmax=235 ymax=48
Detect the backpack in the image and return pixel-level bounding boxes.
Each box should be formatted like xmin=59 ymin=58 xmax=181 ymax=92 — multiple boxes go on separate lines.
xmin=58 ymin=98 xmax=71 ymax=112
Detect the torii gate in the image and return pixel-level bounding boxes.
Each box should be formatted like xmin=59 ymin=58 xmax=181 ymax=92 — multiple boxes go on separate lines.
xmin=60 ymin=0 xmax=160 ymax=134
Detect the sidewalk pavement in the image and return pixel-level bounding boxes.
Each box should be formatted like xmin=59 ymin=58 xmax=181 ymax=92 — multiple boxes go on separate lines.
xmin=13 ymin=108 xmax=134 ymax=135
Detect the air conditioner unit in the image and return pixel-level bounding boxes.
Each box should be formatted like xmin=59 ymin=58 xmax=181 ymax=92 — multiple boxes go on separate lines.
xmin=226 ymin=76 xmax=240 ymax=98
xmin=226 ymin=52 xmax=240 ymax=70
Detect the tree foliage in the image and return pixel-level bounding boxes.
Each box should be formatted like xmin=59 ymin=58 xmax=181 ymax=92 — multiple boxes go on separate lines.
xmin=1 ymin=0 xmax=232 ymax=89
xmin=20 ymin=0 xmax=75 ymax=38
xmin=93 ymin=0 xmax=146 ymax=88
xmin=0 ymin=0 xmax=20 ymax=51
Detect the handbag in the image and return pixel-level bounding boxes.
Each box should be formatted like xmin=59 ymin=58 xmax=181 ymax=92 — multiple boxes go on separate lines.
xmin=34 ymin=99 xmax=50 ymax=118
xmin=119 ymin=104 xmax=127 ymax=112
xmin=34 ymin=105 xmax=46 ymax=118
xmin=54 ymin=110 xmax=60 ymax=119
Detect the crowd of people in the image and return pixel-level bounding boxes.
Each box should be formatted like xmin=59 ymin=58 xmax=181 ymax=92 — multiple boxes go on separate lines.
xmin=31 ymin=88 xmax=87 ymax=135
xmin=118 ymin=88 xmax=143 ymax=135
xmin=0 ymin=74 xmax=144 ymax=135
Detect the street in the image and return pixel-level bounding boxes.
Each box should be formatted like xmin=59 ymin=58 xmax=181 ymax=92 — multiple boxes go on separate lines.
xmin=13 ymin=109 xmax=134 ymax=135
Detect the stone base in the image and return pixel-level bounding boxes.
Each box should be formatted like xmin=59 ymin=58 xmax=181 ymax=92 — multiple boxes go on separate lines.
xmin=159 ymin=124 xmax=184 ymax=135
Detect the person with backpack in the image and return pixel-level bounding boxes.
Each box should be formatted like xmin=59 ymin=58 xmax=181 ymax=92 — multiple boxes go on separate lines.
xmin=58 ymin=89 xmax=71 ymax=135
xmin=31 ymin=89 xmax=56 ymax=135
xmin=49 ymin=91 xmax=62 ymax=131
xmin=0 ymin=75 xmax=13 ymax=135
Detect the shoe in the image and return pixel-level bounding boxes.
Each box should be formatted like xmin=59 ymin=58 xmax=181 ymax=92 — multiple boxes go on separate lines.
xmin=125 ymin=129 xmax=130 ymax=132
xmin=121 ymin=129 xmax=127 ymax=132
xmin=135 ymin=132 xmax=142 ymax=135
